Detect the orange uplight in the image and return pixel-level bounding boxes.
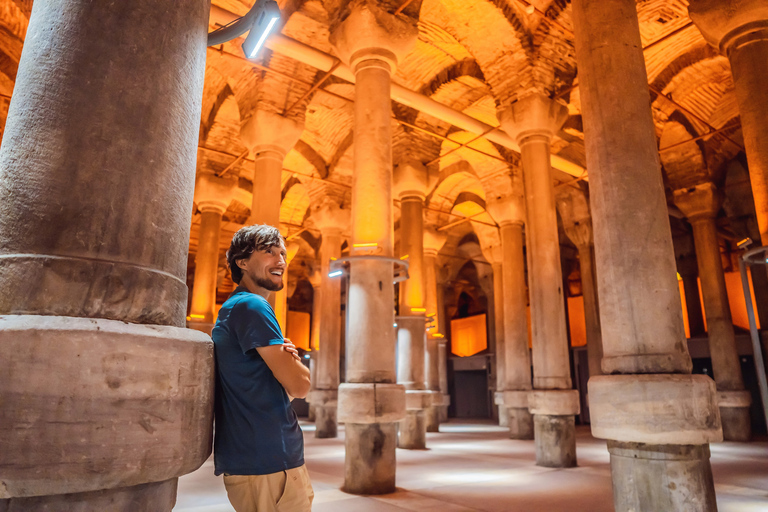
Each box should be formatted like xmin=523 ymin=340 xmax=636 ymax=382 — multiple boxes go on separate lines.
xmin=411 ymin=307 xmax=427 ymax=313
xmin=286 ymin=311 xmax=311 ymax=350
xmin=450 ymin=314 xmax=487 ymax=357
xmin=353 ymin=243 xmax=378 ymax=248
xmin=189 ymin=314 xmax=205 ymax=319
xmin=400 ymin=254 xmax=409 ymax=260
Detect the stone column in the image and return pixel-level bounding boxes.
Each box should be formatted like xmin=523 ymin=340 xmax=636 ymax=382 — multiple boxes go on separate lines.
xmin=487 ymin=193 xmax=535 ymax=441
xmin=0 ymin=1 xmax=213 ymax=509
xmin=308 ymin=200 xmax=349 ymax=438
xmin=188 ymin=175 xmax=237 ymax=334
xmin=572 ymin=1 xmax=722 ymax=510
xmin=557 ymin=188 xmax=603 ymax=380
xmin=307 ymin=269 xmax=322 ymax=422
xmin=675 ymin=183 xmax=752 ymax=441
xmin=331 ymin=4 xmax=416 ymax=492
xmin=500 ymin=95 xmax=578 ymax=466
xmin=424 ymin=228 xmax=447 ymax=432
xmin=676 ymin=240 xmax=707 ymax=338
xmin=395 ymin=161 xmax=433 ymax=449
xmin=689 ymin=0 xmax=768 ymax=245
xmin=490 ymin=256 xmax=508 ymax=427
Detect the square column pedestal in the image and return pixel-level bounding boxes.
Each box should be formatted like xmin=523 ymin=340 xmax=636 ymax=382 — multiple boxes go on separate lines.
xmin=338 ymin=382 xmax=406 ymax=494
xmin=529 ymin=390 xmax=580 ymax=466
xmin=589 ymin=374 xmax=722 ymax=511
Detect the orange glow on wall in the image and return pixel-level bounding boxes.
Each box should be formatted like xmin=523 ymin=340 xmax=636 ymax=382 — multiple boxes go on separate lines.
xmin=567 ymin=296 xmax=587 ymax=347
xmin=286 ymin=311 xmax=311 ymax=350
xmin=450 ymin=314 xmax=487 ymax=357
xmin=678 ymin=276 xmax=691 ymax=338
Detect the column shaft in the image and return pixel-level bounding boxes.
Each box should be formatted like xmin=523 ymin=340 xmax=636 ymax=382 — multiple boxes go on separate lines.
xmin=424 ymin=251 xmax=442 ymax=432
xmin=189 ymin=209 xmax=223 ymax=329
xmin=0 ymin=0 xmax=213 ymax=507
xmin=579 ymin=243 xmax=603 ymax=379
xmin=572 ymin=0 xmax=720 ymax=509
xmin=491 ymin=261 xmax=508 ymax=427
xmin=250 ymin=149 xmax=283 ymax=229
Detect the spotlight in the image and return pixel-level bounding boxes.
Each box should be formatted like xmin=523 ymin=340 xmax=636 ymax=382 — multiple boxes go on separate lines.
xmin=242 ymin=1 xmax=281 ymax=59
xmin=737 ymin=237 xmax=753 ymax=250
xmin=328 ymin=270 xmax=343 ymax=278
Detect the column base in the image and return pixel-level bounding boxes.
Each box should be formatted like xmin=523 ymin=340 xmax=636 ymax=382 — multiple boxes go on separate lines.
xmin=720 ymin=406 xmax=751 ymax=442
xmin=507 ymin=407 xmax=534 ymax=440
xmin=398 ymin=409 xmax=426 ymax=449
xmin=426 ymin=405 xmax=440 ymax=432
xmin=439 ymin=405 xmax=449 ymax=422
xmin=344 ymin=423 xmax=397 ymax=495
xmin=534 ymin=415 xmax=577 ymax=468
xmin=498 ymin=404 xmax=509 ymax=427
xmin=307 ymin=404 xmax=316 ymax=422
xmin=316 ymin=404 xmax=338 ymax=439
xmin=608 ymin=441 xmax=717 ymax=512
xmin=0 ymin=479 xmax=177 ymax=512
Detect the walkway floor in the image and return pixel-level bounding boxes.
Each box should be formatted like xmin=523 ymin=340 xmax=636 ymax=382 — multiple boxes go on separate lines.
xmin=174 ymin=420 xmax=768 ymax=512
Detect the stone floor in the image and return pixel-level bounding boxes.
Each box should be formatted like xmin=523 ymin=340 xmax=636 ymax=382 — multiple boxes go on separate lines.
xmin=174 ymin=420 xmax=768 ymax=512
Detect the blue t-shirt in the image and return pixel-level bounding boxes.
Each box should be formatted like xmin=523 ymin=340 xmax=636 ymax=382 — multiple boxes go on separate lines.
xmin=212 ymin=286 xmax=304 ymax=476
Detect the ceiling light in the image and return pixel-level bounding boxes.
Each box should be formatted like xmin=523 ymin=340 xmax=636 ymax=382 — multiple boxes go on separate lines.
xmin=242 ymin=1 xmax=281 ymax=59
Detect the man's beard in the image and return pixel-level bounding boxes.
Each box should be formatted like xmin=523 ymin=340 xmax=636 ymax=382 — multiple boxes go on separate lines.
xmin=255 ymin=274 xmax=284 ymax=292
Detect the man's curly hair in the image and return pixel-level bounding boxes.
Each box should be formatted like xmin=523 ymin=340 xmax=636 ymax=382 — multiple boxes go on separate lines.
xmin=226 ymin=224 xmax=284 ymax=284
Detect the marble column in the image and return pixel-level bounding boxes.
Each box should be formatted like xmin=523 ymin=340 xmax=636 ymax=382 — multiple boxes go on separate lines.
xmin=307 ymin=269 xmax=322 ymax=422
xmin=690 ymin=0 xmax=768 ymax=245
xmin=189 ymin=175 xmax=237 ymax=334
xmin=557 ymin=188 xmax=603 ymax=380
xmin=676 ymin=240 xmax=707 ymax=338
xmin=0 ymin=0 xmax=213 ymax=509
xmin=487 ymin=191 xmax=535 ymax=441
xmin=309 ymin=200 xmax=349 ymax=438
xmin=572 ymin=1 xmax=722 ymax=510
xmin=675 ymin=183 xmax=752 ymax=441
xmin=395 ymin=161 xmax=433 ymax=449
xmin=330 ymin=2 xmax=416 ymax=492
xmin=240 ymin=110 xmax=303 ymax=309
xmin=490 ymin=256 xmax=508 ymax=427
xmin=424 ymin=228 xmax=448 ymax=432
xmin=500 ymin=95 xmax=577 ymax=466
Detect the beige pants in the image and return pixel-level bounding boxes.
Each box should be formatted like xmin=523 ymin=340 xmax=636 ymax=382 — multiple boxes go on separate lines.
xmin=223 ymin=465 xmax=314 ymax=512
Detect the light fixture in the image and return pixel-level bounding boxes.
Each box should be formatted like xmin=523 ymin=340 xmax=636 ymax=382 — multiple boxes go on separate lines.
xmin=328 ymin=270 xmax=344 ymax=278
xmin=189 ymin=314 xmax=205 ymax=319
xmin=242 ymin=1 xmax=281 ymax=59
xmin=738 ymin=237 xmax=753 ymax=250
xmin=411 ymin=307 xmax=426 ymax=313
xmin=353 ymin=242 xmax=378 ymax=248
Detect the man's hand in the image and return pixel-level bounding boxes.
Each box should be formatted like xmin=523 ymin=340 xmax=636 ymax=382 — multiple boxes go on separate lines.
xmin=282 ymin=339 xmax=301 ymax=361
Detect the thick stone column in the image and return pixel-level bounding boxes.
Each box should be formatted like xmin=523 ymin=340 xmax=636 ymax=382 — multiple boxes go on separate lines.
xmin=490 ymin=257 xmax=508 ymax=427
xmin=0 ymin=1 xmax=213 ymax=509
xmin=500 ymin=95 xmax=577 ymax=466
xmin=424 ymin=228 xmax=447 ymax=432
xmin=675 ymin=183 xmax=751 ymax=441
xmin=572 ymin=1 xmax=722 ymax=510
xmin=437 ymin=337 xmax=450 ymax=421
xmin=557 ymin=188 xmax=603 ymax=380
xmin=487 ymin=191 xmax=535 ymax=441
xmin=689 ymin=0 xmax=768 ymax=244
xmin=189 ymin=175 xmax=238 ymax=334
xmin=307 ymin=269 xmax=322 ymax=422
xmin=308 ymin=200 xmax=349 ymax=438
xmin=395 ymin=161 xmax=433 ymax=449
xmin=330 ymin=3 xmax=416 ymax=493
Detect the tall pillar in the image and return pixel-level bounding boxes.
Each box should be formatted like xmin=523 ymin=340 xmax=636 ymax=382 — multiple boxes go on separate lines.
xmin=395 ymin=161 xmax=433 ymax=449
xmin=240 ymin=110 xmax=303 ymax=308
xmin=689 ymin=0 xmax=768 ymax=244
xmin=572 ymin=1 xmax=722 ymax=510
xmin=424 ymin=228 xmax=447 ymax=432
xmin=308 ymin=200 xmax=348 ymax=438
xmin=676 ymin=239 xmax=707 ymax=338
xmin=500 ymin=95 xmax=577 ymax=466
xmin=675 ymin=183 xmax=752 ymax=441
xmin=189 ymin=175 xmax=237 ymax=334
xmin=557 ymin=188 xmax=603 ymax=380
xmin=330 ymin=3 xmax=416 ymax=493
xmin=307 ymin=269 xmax=322 ymax=422
xmin=0 ymin=1 xmax=213 ymax=509
xmin=487 ymin=190 xmax=535 ymax=441
xmin=490 ymin=256 xmax=508 ymax=427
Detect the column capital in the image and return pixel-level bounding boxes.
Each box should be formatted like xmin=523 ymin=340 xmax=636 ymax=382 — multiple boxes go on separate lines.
xmin=556 ymin=186 xmax=593 ymax=248
xmin=308 ymin=267 xmax=322 ymax=289
xmin=673 ymin=182 xmax=723 ymax=222
xmin=240 ymin=110 xmax=304 ymax=158
xmin=486 ymin=196 xmax=525 ymax=227
xmin=394 ymin=160 xmax=435 ymax=201
xmin=329 ymin=1 xmax=418 ymax=74
xmin=423 ymin=227 xmax=447 ymax=256
xmin=194 ymin=173 xmax=238 ymax=215
xmin=311 ymin=198 xmax=350 ymax=234
xmin=498 ymin=93 xmax=569 ymax=146
xmin=689 ymin=0 xmax=768 ymax=54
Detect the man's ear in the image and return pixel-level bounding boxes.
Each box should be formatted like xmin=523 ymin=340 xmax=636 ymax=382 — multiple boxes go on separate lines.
xmin=236 ymin=258 xmax=248 ymax=271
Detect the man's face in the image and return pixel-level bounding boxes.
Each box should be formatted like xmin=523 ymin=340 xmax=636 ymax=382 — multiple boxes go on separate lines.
xmin=238 ymin=241 xmax=287 ymax=292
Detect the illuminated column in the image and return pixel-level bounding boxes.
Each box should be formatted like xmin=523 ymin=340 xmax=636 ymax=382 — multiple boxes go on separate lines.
xmin=557 ymin=188 xmax=603 ymax=380
xmin=489 ymin=255 xmax=508 ymax=427
xmin=676 ymin=240 xmax=707 ymax=337
xmin=500 ymin=95 xmax=576 ymax=465
xmin=436 ymin=281 xmax=450 ymax=421
xmin=674 ymin=183 xmax=751 ymax=441
xmin=309 ymin=200 xmax=349 ymax=438
xmin=0 ymin=0 xmax=212 ymax=509
xmin=573 ymin=1 xmax=721 ymax=510
xmin=487 ymin=191 xmax=535 ymax=441
xmin=395 ymin=161 xmax=433 ymax=449
xmin=690 ymin=0 xmax=768 ymax=245
xmin=189 ymin=175 xmax=237 ymax=334
xmin=273 ymin=241 xmax=300 ymax=333
xmin=307 ymin=269 xmax=322 ymax=422
xmin=424 ymin=228 xmax=447 ymax=432
xmin=330 ymin=3 xmax=416 ymax=492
